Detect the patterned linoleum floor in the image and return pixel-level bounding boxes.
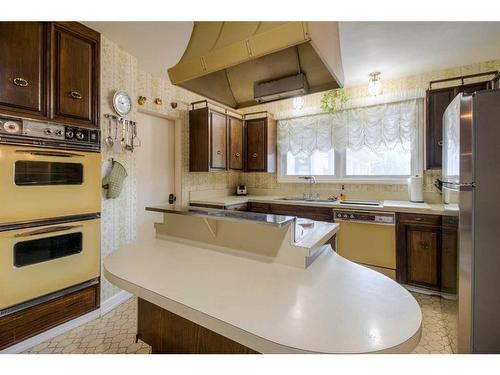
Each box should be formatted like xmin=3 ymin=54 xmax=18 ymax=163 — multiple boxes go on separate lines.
xmin=23 ymin=293 xmax=454 ymax=354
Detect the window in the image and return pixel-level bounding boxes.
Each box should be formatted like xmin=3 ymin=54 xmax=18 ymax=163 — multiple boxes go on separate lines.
xmin=284 ymin=149 xmax=335 ymax=176
xmin=345 ymin=143 xmax=412 ymax=177
xmin=277 ymin=98 xmax=423 ymax=183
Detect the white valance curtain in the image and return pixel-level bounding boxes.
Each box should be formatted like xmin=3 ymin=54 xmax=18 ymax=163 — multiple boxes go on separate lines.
xmin=278 ymin=98 xmax=423 ymax=156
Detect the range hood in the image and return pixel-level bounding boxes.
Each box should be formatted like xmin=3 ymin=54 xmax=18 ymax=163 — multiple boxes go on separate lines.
xmin=168 ymin=22 xmax=344 ymax=109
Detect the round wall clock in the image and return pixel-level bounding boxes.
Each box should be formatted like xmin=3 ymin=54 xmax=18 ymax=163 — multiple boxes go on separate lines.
xmin=113 ymin=90 xmax=132 ymax=116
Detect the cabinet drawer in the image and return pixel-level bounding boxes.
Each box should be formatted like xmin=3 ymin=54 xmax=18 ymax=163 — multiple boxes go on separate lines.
xmin=225 ymin=203 xmax=248 ymax=211
xmin=269 ymin=203 xmax=333 ymax=222
xmin=442 ymin=215 xmax=458 ymax=228
xmin=247 ymin=202 xmax=270 ymax=213
xmin=397 ymin=213 xmax=441 ymax=226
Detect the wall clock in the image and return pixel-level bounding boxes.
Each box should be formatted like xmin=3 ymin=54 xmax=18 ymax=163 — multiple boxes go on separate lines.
xmin=113 ymin=90 xmax=132 ymax=116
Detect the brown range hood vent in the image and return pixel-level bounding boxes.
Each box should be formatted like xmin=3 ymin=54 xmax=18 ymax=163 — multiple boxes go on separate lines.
xmin=168 ymin=22 xmax=344 ymax=109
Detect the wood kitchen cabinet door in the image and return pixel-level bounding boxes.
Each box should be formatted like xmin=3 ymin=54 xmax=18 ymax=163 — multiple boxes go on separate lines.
xmin=51 ymin=23 xmax=100 ymax=128
xmin=210 ymin=110 xmax=227 ymax=170
xmin=407 ymin=227 xmax=440 ymax=288
xmin=0 ymin=22 xmax=48 ymax=118
xmin=228 ymin=116 xmax=243 ymax=170
xmin=245 ymin=118 xmax=266 ymax=171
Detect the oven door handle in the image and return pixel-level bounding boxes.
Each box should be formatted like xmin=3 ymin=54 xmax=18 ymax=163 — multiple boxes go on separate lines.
xmin=14 ymin=225 xmax=84 ymax=238
xmin=15 ymin=150 xmax=84 ymax=158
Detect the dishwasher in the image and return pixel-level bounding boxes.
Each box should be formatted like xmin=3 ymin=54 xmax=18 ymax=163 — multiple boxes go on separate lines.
xmin=333 ymin=210 xmax=396 ymax=279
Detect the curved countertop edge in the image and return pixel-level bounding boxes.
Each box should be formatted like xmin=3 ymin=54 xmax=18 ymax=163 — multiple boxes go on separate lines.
xmin=103 ymin=268 xmax=422 ymax=354
xmin=104 ymin=240 xmax=423 ymax=354
xmin=189 ymin=196 xmax=459 ymax=216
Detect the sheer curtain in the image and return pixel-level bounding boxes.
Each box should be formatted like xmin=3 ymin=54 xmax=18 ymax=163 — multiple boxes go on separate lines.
xmin=278 ymin=98 xmax=423 ymax=156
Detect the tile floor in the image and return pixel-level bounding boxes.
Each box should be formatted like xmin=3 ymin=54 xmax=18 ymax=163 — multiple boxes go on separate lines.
xmin=23 ymin=293 xmax=454 ymax=354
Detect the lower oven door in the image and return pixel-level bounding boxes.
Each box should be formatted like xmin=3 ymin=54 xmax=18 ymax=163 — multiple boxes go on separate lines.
xmin=0 ymin=145 xmax=101 ymax=223
xmin=336 ymin=220 xmax=396 ymax=279
xmin=0 ymin=218 xmax=100 ymax=310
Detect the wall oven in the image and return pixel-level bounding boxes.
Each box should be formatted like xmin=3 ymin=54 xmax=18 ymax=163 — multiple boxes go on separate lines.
xmin=0 ymin=215 xmax=100 ymax=311
xmin=0 ymin=116 xmax=101 ymax=314
xmin=0 ymin=117 xmax=101 ymax=223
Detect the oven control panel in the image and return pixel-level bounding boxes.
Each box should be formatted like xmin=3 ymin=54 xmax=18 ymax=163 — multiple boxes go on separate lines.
xmin=334 ymin=210 xmax=395 ymax=225
xmin=0 ymin=116 xmax=100 ymax=151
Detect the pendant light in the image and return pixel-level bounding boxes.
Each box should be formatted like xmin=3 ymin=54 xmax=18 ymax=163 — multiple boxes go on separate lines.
xmin=368 ymin=72 xmax=382 ymax=96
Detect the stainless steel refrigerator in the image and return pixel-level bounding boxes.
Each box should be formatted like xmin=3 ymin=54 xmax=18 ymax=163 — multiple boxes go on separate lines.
xmin=442 ymin=89 xmax=500 ymax=353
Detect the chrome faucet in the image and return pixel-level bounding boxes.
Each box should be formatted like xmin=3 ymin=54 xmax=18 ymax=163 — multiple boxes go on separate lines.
xmin=299 ymin=176 xmax=317 ymax=200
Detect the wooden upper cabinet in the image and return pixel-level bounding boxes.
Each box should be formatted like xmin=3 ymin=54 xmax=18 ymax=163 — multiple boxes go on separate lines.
xmin=51 ymin=23 xmax=100 ymax=127
xmin=244 ymin=115 xmax=276 ymax=172
xmin=189 ymin=106 xmax=230 ymax=172
xmin=426 ymin=80 xmax=491 ymax=169
xmin=0 ymin=22 xmax=48 ymax=118
xmin=228 ymin=116 xmax=243 ymax=170
xmin=210 ymin=111 xmax=227 ymax=170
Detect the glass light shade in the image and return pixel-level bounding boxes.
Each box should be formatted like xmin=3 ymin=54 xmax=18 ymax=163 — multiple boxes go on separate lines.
xmin=293 ymin=96 xmax=305 ymax=110
xmin=368 ymin=73 xmax=382 ymax=96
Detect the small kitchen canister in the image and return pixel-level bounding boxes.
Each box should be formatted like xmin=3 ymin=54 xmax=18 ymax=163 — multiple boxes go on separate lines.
xmin=407 ymin=175 xmax=424 ymax=203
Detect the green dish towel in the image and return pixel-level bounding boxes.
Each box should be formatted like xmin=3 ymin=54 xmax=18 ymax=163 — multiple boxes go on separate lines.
xmin=102 ymin=160 xmax=128 ymax=199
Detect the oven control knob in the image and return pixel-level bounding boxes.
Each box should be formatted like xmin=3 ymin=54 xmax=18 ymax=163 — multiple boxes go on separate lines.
xmin=350 ymin=214 xmax=355 ymax=219
xmin=343 ymin=214 xmax=348 ymax=218
xmin=76 ymin=132 xmax=84 ymax=140
xmin=66 ymin=130 xmax=74 ymax=138
xmin=336 ymin=213 xmax=341 ymax=218
xmin=44 ymin=128 xmax=53 ymax=135
xmin=55 ymin=129 xmax=63 ymax=136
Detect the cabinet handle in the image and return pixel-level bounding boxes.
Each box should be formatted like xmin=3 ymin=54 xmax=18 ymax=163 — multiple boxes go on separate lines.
xmin=419 ymin=240 xmax=430 ymax=250
xmin=438 ymin=140 xmax=443 ymax=146
xmin=13 ymin=77 xmax=29 ymax=87
xmin=216 ymin=150 xmax=222 ymax=155
xmin=70 ymin=91 xmax=83 ymax=100
xmin=235 ymin=152 xmax=240 ymax=157
xmin=252 ymin=153 xmax=258 ymax=158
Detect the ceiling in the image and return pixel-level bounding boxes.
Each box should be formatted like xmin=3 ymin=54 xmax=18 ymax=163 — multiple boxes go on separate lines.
xmin=340 ymin=22 xmax=500 ymax=87
xmin=83 ymin=22 xmax=193 ymax=80
xmin=85 ymin=21 xmax=500 ymax=88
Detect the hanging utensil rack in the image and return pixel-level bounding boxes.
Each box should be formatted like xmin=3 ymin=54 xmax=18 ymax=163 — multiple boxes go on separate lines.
xmin=104 ymin=113 xmax=141 ymax=152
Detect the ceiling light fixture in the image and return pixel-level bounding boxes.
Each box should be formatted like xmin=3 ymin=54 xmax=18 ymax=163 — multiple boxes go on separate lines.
xmin=368 ymin=72 xmax=382 ymax=96
xmin=293 ymin=96 xmax=305 ymax=110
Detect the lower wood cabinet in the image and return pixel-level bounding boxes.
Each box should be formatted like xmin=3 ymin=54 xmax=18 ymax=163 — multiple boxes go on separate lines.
xmin=396 ymin=213 xmax=458 ymax=292
xmin=247 ymin=202 xmax=334 ymax=222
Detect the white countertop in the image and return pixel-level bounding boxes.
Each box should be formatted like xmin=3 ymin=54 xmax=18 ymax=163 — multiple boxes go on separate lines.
xmin=190 ymin=195 xmax=459 ymax=216
xmin=104 ymin=238 xmax=422 ymax=353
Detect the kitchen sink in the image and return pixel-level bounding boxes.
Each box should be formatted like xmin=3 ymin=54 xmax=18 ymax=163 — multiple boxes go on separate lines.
xmin=277 ymin=197 xmax=338 ymax=203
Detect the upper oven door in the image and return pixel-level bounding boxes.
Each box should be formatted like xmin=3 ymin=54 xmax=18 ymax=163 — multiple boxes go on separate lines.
xmin=0 ymin=218 xmax=100 ymax=310
xmin=0 ymin=145 xmax=101 ymax=223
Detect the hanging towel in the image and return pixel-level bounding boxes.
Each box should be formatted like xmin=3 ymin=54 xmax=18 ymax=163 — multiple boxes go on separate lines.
xmin=102 ymin=160 xmax=128 ymax=199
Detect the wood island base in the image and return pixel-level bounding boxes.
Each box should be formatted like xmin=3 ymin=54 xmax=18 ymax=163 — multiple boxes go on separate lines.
xmin=137 ymin=298 xmax=258 ymax=354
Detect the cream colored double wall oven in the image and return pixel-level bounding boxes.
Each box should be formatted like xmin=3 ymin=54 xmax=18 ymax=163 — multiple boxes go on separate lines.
xmin=0 ymin=117 xmax=100 ymax=313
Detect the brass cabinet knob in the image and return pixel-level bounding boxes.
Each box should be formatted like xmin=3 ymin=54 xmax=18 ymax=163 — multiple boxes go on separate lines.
xmin=70 ymin=91 xmax=83 ymax=100
xmin=13 ymin=77 xmax=29 ymax=87
xmin=252 ymin=153 xmax=258 ymax=158
xmin=419 ymin=240 xmax=430 ymax=250
xmin=216 ymin=150 xmax=222 ymax=155
xmin=235 ymin=152 xmax=240 ymax=157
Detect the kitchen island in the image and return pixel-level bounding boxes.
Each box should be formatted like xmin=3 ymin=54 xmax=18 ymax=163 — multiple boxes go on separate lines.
xmin=104 ymin=206 xmax=422 ymax=354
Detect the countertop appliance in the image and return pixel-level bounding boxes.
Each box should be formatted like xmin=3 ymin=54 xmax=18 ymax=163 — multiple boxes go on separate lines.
xmin=236 ymin=185 xmax=247 ymax=196
xmin=442 ymin=89 xmax=500 ymax=353
xmin=334 ymin=210 xmax=396 ymax=279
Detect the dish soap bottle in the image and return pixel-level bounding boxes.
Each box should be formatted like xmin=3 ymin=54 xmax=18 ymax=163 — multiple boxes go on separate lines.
xmin=339 ymin=184 xmax=347 ymax=201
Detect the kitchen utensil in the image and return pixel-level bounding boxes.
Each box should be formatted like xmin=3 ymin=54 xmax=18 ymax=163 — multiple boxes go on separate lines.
xmin=125 ymin=120 xmax=133 ymax=151
xmin=297 ymin=218 xmax=314 ymax=227
xmin=132 ymin=122 xmax=141 ymax=149
xmin=105 ymin=116 xmax=114 ymax=149
xmin=113 ymin=117 xmax=123 ymax=153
